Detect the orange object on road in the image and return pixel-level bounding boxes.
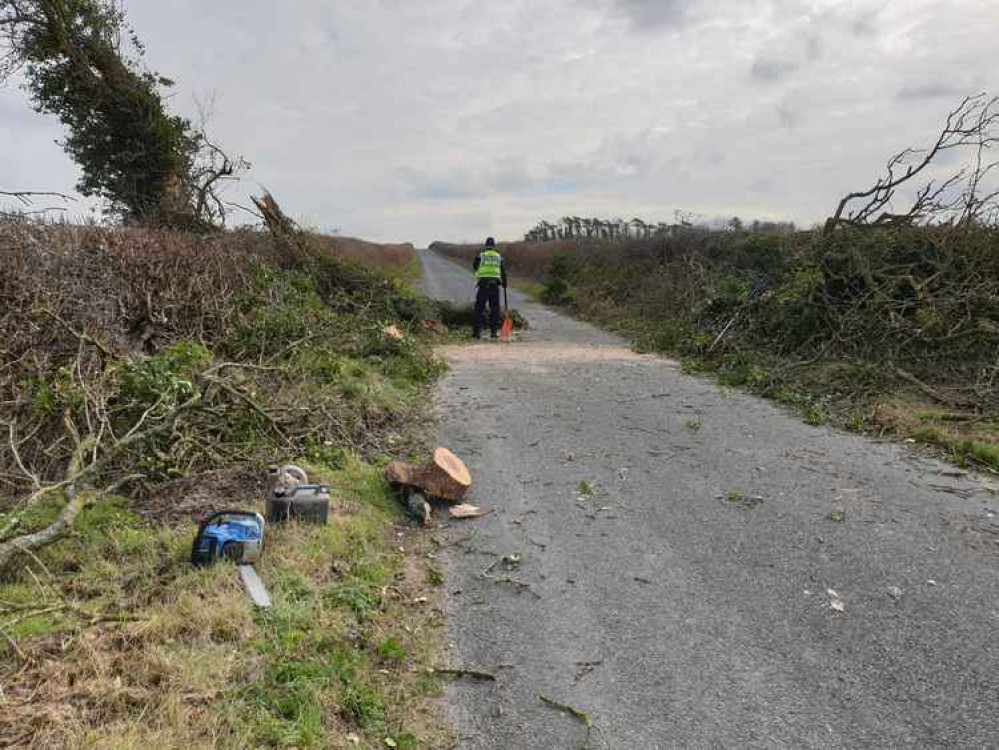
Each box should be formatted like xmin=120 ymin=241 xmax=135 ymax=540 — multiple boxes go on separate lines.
xmin=500 ymin=287 xmax=513 ymax=341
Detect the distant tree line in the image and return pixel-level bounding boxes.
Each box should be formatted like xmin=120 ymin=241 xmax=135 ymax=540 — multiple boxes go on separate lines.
xmin=525 ymin=216 xmax=687 ymax=242
xmin=525 ymin=214 xmax=798 ymax=243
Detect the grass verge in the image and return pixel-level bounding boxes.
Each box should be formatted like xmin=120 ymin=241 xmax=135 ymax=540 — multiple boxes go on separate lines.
xmin=0 ymin=457 xmax=450 ymax=749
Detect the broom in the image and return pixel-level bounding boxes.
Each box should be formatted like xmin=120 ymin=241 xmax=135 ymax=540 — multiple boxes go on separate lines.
xmin=500 ymin=286 xmax=513 ymax=341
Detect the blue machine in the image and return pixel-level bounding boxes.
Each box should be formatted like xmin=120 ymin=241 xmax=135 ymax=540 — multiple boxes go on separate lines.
xmin=191 ymin=510 xmax=265 ymax=567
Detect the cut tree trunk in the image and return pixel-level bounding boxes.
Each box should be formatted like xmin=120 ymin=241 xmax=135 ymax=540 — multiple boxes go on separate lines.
xmin=383 ymin=448 xmax=471 ymax=502
xmin=385 ymin=461 xmax=414 ymax=487
xmin=410 ymin=448 xmax=471 ymax=501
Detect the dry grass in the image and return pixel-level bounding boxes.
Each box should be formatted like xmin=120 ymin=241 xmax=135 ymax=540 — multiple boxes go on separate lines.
xmin=0 ymin=458 xmax=450 ymax=749
xmin=313 ymin=234 xmax=419 ymax=278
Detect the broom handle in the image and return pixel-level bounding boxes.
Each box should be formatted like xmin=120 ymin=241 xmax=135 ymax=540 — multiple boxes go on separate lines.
xmin=504 ymin=285 xmax=509 ymax=312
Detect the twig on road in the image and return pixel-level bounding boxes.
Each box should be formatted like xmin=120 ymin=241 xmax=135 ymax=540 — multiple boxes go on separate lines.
xmin=538 ymin=694 xmax=605 ymax=749
xmin=430 ymin=666 xmax=498 ymax=681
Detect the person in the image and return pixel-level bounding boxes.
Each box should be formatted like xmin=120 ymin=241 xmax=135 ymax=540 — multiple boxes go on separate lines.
xmin=472 ymin=237 xmax=507 ymax=339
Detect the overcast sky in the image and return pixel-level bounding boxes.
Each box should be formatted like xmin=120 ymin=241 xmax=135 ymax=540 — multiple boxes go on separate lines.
xmin=1 ymin=0 xmax=997 ymax=245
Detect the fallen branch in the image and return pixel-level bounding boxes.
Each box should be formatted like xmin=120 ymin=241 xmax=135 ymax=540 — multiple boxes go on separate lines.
xmin=39 ymin=308 xmax=112 ymax=359
xmin=430 ymin=666 xmax=497 ymax=681
xmin=0 ymin=385 xmax=204 ymax=568
xmin=480 ymin=559 xmax=541 ymax=598
xmin=891 ymin=364 xmax=971 ymax=408
xmin=539 ymin=694 xmax=603 ymax=749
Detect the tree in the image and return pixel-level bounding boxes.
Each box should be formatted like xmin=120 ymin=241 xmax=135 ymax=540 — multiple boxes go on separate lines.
xmin=824 ymin=93 xmax=999 ymax=234
xmin=0 ymin=0 xmax=246 ymax=229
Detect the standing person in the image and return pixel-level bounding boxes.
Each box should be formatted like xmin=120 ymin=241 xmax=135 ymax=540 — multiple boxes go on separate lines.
xmin=472 ymin=237 xmax=508 ymax=340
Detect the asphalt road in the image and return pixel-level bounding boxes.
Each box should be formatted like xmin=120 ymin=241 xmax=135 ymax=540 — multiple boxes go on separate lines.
xmin=420 ymin=248 xmax=999 ymax=749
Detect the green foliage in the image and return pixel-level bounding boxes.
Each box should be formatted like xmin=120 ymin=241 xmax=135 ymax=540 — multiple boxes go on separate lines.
xmin=542 ymin=252 xmax=576 ymax=305
xmin=742 ymin=233 xmax=788 ymax=279
xmin=24 ymin=365 xmax=86 ymax=417
xmin=376 ymin=636 xmax=407 ymax=664
xmin=911 ymin=427 xmax=999 ymax=470
xmin=11 ymin=0 xmax=201 ymax=223
xmin=326 ymin=558 xmax=390 ymax=621
xmin=119 ymin=341 xmax=212 ymax=410
xmin=426 ymin=566 xmax=444 ymax=587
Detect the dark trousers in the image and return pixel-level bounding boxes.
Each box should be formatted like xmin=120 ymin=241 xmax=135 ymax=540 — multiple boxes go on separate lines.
xmin=474 ymin=281 xmax=501 ymax=338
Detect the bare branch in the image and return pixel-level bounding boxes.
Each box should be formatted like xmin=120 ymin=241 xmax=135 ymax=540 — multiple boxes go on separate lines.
xmin=825 ymin=93 xmax=999 ymax=233
xmin=0 ymin=189 xmax=75 ymax=206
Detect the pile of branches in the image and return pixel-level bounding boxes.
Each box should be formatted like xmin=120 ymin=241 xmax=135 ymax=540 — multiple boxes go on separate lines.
xmin=0 ymin=210 xmax=432 ymax=568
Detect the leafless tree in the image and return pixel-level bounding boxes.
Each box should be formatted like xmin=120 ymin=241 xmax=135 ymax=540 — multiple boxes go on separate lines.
xmin=824 ymin=93 xmax=999 ymax=234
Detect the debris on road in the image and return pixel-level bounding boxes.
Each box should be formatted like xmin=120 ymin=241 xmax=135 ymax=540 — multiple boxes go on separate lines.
xmin=828 ymin=588 xmax=846 ymax=613
xmin=574 ymin=660 xmax=603 ymax=683
xmin=429 ymin=666 xmax=498 ymax=681
xmin=888 ymin=585 xmax=904 ymax=600
xmin=385 ymin=447 xmax=472 ymax=502
xmin=726 ymin=490 xmax=764 ymax=509
xmin=481 ymin=554 xmax=538 ymax=597
xmin=449 ymin=503 xmax=488 ymax=519
xmin=538 ymin=695 xmax=596 ymax=747
xmin=386 ymin=447 xmax=475 ymax=526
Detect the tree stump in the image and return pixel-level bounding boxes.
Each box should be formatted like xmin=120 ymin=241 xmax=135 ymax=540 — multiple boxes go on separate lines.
xmin=409 ymin=448 xmax=471 ymax=501
xmin=383 ymin=448 xmax=471 ymax=502
xmin=384 ymin=461 xmax=413 ymax=487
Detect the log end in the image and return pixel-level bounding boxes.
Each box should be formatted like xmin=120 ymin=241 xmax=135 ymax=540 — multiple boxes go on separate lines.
xmin=384 ymin=461 xmax=414 ymax=486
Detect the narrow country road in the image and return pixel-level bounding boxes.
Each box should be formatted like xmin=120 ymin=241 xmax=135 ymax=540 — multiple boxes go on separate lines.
xmin=420 ymin=249 xmax=999 ymax=749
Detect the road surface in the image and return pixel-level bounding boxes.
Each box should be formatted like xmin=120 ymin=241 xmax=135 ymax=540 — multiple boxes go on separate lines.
xmin=420 ymin=248 xmax=999 ymax=749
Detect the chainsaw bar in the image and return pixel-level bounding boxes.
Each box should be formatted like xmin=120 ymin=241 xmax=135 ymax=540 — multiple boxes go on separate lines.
xmin=238 ymin=565 xmax=272 ymax=609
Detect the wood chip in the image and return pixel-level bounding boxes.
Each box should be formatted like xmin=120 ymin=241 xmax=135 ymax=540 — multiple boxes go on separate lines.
xmin=449 ymin=503 xmax=487 ymax=519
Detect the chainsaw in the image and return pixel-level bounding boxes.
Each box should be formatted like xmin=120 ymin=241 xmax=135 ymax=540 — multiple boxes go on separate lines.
xmin=191 ymin=510 xmax=271 ymax=608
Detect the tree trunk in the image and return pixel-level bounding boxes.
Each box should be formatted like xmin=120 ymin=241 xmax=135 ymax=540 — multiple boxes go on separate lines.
xmin=383 ymin=448 xmax=471 ymax=502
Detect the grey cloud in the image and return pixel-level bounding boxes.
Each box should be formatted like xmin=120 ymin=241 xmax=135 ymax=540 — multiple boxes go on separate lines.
xmin=896 ymin=82 xmax=963 ymax=101
xmin=397 ymin=168 xmax=485 ymax=201
xmin=776 ymin=104 xmax=798 ymax=129
xmin=491 ymin=160 xmax=536 ymax=193
xmin=613 ymin=0 xmax=687 ymax=29
xmin=848 ymin=10 xmax=881 ymax=38
xmin=750 ymin=57 xmax=799 ymax=84
xmin=805 ymin=34 xmax=823 ymax=62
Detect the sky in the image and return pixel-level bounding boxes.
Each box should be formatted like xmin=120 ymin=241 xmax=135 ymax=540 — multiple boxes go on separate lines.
xmin=1 ymin=0 xmax=997 ymax=245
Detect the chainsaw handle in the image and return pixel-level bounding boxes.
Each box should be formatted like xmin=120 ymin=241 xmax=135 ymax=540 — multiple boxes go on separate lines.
xmin=195 ymin=510 xmax=264 ymax=537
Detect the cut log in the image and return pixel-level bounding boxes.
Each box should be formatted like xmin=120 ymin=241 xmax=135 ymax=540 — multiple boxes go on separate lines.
xmin=409 ymin=448 xmax=471 ymax=502
xmin=384 ymin=461 xmax=414 ymax=487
